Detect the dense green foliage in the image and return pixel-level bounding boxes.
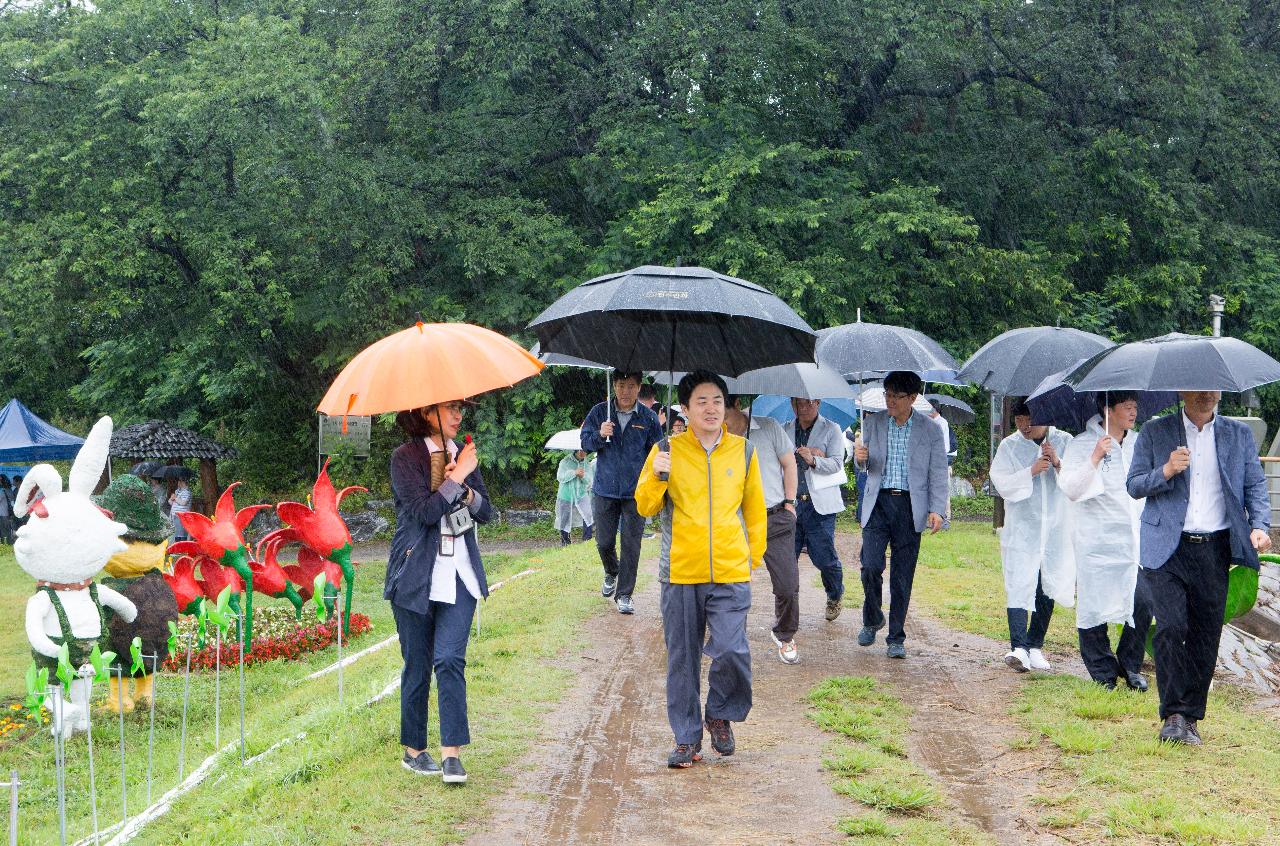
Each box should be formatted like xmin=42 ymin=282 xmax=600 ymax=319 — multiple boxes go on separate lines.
xmin=3 ymin=0 xmax=1278 ymax=491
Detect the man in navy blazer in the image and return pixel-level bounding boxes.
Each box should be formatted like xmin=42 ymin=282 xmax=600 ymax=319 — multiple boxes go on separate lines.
xmin=852 ymin=371 xmax=949 ymax=659
xmin=1127 ymin=390 xmax=1272 ymax=745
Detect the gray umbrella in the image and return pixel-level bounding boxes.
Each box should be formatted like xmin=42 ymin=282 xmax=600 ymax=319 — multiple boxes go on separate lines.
xmin=528 ymin=342 xmax=609 ymax=371
xmin=648 ymin=360 xmax=856 ymax=400
xmin=815 ymin=316 xmax=958 ymax=380
xmin=924 ymin=393 xmax=975 ymax=424
xmin=1063 ymin=332 xmax=1280 ymax=392
xmin=957 ymin=326 xmax=1114 ymax=396
xmin=130 ymin=461 xmax=164 ymax=477
xmin=527 ymin=265 xmax=816 ymax=376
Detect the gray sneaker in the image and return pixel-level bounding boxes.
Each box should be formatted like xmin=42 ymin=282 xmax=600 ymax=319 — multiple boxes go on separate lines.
xmin=857 ymin=621 xmax=884 ymax=646
xmin=402 ymin=750 xmax=442 ymax=776
xmin=601 ymin=575 xmax=617 ymax=597
xmin=617 ymin=595 xmax=634 ymax=615
xmin=886 ymin=643 xmax=906 ymax=659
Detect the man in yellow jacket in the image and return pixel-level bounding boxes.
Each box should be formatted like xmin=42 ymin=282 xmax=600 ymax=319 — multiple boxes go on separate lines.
xmin=635 ymin=370 xmax=767 ymax=769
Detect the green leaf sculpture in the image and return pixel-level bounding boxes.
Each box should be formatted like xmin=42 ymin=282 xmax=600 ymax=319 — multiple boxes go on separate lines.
xmin=167 ymin=620 xmax=180 ymax=658
xmin=24 ymin=662 xmax=49 ymax=718
xmin=90 ymin=644 xmax=117 ymax=684
xmin=55 ymin=643 xmax=73 ymax=689
xmin=130 ymin=636 xmax=145 ymax=676
xmin=312 ymin=572 xmax=328 ymax=622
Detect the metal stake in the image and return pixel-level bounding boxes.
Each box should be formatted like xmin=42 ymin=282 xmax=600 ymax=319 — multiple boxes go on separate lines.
xmin=114 ymin=668 xmax=126 ymax=826
xmin=336 ymin=593 xmax=344 ymax=708
xmin=178 ymin=634 xmax=194 ymax=783
xmin=7 ymin=768 xmax=19 ymax=846
xmin=146 ymin=655 xmax=157 ymax=806
xmin=214 ymin=626 xmax=221 ymax=750
xmin=52 ymin=687 xmax=67 ymax=846
xmin=238 ymin=604 xmax=246 ymax=764
xmin=83 ymin=673 xmax=100 ymax=846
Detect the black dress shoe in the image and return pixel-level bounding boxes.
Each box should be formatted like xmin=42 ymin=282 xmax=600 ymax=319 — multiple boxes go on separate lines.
xmin=1125 ymin=672 xmax=1148 ymax=692
xmin=1159 ymin=714 xmax=1192 ymax=744
xmin=1097 ymin=678 xmax=1117 ymax=690
xmin=442 ymin=756 xmax=468 ymax=784
xmin=1184 ymin=719 xmax=1202 ymax=746
xmin=401 ymin=750 xmax=442 ymax=776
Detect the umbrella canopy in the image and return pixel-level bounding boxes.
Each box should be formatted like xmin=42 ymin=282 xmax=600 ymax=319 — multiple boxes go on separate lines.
xmin=752 ymin=395 xmax=859 ymax=430
xmin=0 ymin=398 xmax=85 ymax=463
xmin=958 ymin=326 xmax=1114 ymax=395
xmin=1026 ymin=369 xmax=1178 ymax=431
xmin=924 ymin=393 xmax=976 ymax=424
xmin=528 ymin=342 xmax=610 ymax=370
xmin=130 ymin=460 xmax=165 ymax=477
xmin=527 ymin=265 xmax=816 ymax=376
xmin=155 ymin=464 xmax=195 ymax=480
xmin=815 ymin=318 xmax=958 ymax=380
xmin=318 ymin=322 xmax=545 ymax=417
xmin=544 ymin=428 xmax=586 ymax=452
xmin=1062 ymin=332 xmax=1280 ymax=393
xmin=856 ymin=386 xmax=934 ymax=415
xmin=648 ymin=360 xmax=856 ymax=401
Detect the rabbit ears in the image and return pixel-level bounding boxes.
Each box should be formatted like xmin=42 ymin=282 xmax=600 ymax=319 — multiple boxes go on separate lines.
xmin=68 ymin=416 xmax=114 ymax=497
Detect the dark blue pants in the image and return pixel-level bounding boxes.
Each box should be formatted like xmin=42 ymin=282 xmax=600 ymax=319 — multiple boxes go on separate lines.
xmin=1078 ymin=582 xmax=1153 ymax=684
xmin=660 ymin=581 xmax=753 ymax=745
xmin=859 ymin=491 xmax=921 ymax=645
xmin=794 ymin=500 xmax=843 ymax=601
xmin=1008 ymin=575 xmax=1055 ymax=651
xmin=392 ymin=575 xmax=477 ymax=749
xmin=593 ymin=494 xmax=645 ymax=600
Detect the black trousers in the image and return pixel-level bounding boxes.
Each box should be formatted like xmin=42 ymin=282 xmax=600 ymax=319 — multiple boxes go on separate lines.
xmin=1077 ymin=580 xmax=1153 ymax=684
xmin=1007 ymin=574 xmax=1054 ymax=651
xmin=1140 ymin=533 xmax=1231 ymax=721
xmin=860 ymin=491 xmax=921 ymax=646
xmin=593 ymin=494 xmax=644 ymax=600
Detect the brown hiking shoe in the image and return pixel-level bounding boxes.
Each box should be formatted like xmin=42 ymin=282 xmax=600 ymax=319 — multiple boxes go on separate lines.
xmin=825 ymin=598 xmax=842 ymax=621
xmin=705 ymin=718 xmax=735 ymax=756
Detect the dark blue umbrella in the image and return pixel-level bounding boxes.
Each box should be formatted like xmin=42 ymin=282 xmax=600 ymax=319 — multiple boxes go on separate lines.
xmin=1062 ymin=332 xmax=1280 ymax=392
xmin=1026 ymin=369 xmax=1178 ymax=430
xmin=924 ymin=394 xmax=975 ymax=424
xmin=958 ymin=326 xmax=1114 ymax=396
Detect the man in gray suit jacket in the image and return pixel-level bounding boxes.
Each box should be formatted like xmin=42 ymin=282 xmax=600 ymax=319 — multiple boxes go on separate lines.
xmin=1127 ymin=390 xmax=1272 ymax=745
xmin=852 ymin=371 xmax=949 ymax=658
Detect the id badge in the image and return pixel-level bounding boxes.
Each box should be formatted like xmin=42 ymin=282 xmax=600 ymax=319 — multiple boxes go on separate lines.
xmin=439 ymin=534 xmax=456 ymax=557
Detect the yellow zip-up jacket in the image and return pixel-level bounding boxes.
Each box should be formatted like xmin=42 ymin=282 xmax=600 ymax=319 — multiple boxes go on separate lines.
xmin=634 ymin=428 xmax=767 ymax=584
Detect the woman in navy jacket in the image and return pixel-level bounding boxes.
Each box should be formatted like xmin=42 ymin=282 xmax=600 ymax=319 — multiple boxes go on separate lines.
xmin=385 ymin=401 xmax=493 ymax=783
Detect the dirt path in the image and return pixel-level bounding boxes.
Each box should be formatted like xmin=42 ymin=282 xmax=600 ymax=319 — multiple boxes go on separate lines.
xmin=464 ymin=533 xmax=1067 ymax=846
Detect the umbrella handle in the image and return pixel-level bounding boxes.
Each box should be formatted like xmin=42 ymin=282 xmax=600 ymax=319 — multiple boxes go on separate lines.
xmin=604 ymin=375 xmax=612 ymax=443
xmin=656 ymin=437 xmax=670 ymax=482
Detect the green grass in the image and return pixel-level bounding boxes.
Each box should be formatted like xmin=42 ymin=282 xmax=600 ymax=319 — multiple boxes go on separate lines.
xmin=807 ymin=676 xmax=996 ymax=844
xmin=897 ymin=522 xmax=1081 ymax=655
xmin=0 ymin=545 xmax=30 ymax=701
xmin=1 ymin=542 xmax=609 ymax=845
xmin=1013 ymin=675 xmax=1280 ymax=844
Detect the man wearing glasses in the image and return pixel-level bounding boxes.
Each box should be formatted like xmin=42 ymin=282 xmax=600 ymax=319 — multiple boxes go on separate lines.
xmin=852 ymin=371 xmax=949 ymax=659
xmin=783 ymin=397 xmax=849 ymax=622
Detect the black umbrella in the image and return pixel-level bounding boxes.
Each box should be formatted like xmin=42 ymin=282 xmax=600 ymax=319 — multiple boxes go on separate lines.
xmin=815 ymin=314 xmax=958 ymax=380
xmin=924 ymin=394 xmax=975 ymax=425
xmin=155 ymin=465 xmax=194 ymax=480
xmin=130 ymin=460 xmax=164 ymax=477
xmin=1062 ymin=332 xmax=1280 ymax=393
xmin=1026 ymin=369 xmax=1177 ymax=431
xmin=958 ymin=326 xmax=1114 ymax=396
xmin=527 ymin=265 xmax=816 ymax=376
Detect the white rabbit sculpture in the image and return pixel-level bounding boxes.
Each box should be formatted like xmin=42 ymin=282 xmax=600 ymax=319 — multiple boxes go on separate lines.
xmin=13 ymin=416 xmax=137 ymax=737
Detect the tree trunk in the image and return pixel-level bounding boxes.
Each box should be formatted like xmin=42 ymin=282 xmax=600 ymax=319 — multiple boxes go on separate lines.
xmin=199 ymin=458 xmax=220 ymax=515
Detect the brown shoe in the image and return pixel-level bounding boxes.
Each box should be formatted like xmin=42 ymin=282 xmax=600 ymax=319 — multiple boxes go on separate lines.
xmin=825 ymin=598 xmax=842 ymax=621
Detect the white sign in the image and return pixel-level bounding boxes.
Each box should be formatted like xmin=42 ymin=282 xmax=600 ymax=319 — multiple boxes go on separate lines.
xmin=318 ymin=414 xmax=371 ymax=457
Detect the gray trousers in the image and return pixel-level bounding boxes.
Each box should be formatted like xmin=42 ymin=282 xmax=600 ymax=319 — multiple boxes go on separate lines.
xmin=593 ymin=494 xmax=644 ymax=600
xmin=762 ymin=508 xmax=799 ymax=642
xmin=660 ymin=581 xmax=753 ymax=745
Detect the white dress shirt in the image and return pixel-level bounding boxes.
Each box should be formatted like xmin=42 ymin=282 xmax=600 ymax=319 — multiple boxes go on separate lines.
xmin=425 ymin=438 xmax=483 ymax=605
xmin=1182 ymin=411 xmax=1229 ymax=533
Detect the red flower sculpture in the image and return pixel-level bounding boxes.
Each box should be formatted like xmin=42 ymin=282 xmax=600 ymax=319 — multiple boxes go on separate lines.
xmin=163 ymin=554 xmax=204 ymax=615
xmin=252 ymin=541 xmax=305 ymax=616
xmin=177 ymin=483 xmax=270 ymax=642
xmin=272 ymin=460 xmax=365 ymax=633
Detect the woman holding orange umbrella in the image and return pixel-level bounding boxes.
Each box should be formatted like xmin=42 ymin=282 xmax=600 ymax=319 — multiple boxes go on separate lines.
xmin=318 ymin=321 xmax=543 ymax=785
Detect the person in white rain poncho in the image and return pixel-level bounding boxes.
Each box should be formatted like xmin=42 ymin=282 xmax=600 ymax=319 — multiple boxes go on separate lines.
xmin=1059 ymin=392 xmax=1153 ymax=691
xmin=989 ymin=400 xmax=1074 ymax=673
xmin=555 ymin=449 xmax=595 ymax=546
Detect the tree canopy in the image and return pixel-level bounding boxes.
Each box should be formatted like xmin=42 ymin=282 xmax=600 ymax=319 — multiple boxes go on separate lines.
xmin=3 ymin=0 xmax=1279 ymax=487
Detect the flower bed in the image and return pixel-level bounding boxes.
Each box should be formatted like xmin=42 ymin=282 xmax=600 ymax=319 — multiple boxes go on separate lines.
xmin=164 ymin=611 xmax=372 ymax=672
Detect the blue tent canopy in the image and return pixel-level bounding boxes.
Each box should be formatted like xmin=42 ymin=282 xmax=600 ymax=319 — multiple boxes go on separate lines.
xmin=0 ymin=399 xmax=85 ymax=463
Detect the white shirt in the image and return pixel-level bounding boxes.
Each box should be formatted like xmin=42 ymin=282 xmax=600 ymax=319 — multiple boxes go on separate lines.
xmin=425 ymin=438 xmax=483 ymax=605
xmin=1183 ymin=411 xmax=1229 ymax=533
xmin=931 ymin=414 xmax=955 ymax=457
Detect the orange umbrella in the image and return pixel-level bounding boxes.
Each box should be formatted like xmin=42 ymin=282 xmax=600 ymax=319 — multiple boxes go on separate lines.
xmin=317 ymin=322 xmax=545 ymax=419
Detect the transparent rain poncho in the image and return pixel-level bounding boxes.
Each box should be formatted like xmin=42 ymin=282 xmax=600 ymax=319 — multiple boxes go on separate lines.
xmin=1059 ymin=415 xmax=1144 ymax=630
xmin=989 ymin=428 xmax=1076 ymax=611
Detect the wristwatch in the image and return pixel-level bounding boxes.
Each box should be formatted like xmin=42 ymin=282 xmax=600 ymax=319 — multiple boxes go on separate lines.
xmin=782 ymin=498 xmax=797 ymax=506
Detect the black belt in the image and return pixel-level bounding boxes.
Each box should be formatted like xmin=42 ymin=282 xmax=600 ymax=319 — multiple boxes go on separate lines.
xmin=1181 ymin=529 xmax=1229 ymax=544
xmin=882 ymin=488 xmax=909 ymax=496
